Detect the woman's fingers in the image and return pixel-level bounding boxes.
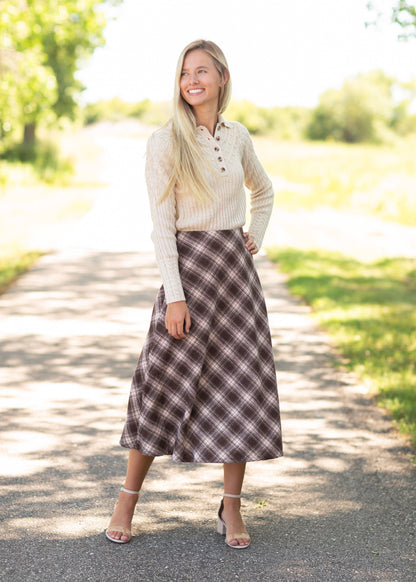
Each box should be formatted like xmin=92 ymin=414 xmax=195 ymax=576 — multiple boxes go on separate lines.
xmin=165 ymin=301 xmax=191 ymax=339
xmin=185 ymin=308 xmax=191 ymax=334
xmin=243 ymin=232 xmax=258 ymax=255
xmin=175 ymin=321 xmax=186 ymax=339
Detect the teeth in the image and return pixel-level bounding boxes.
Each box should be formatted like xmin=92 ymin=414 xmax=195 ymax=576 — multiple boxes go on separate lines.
xmin=189 ymin=89 xmax=204 ymax=94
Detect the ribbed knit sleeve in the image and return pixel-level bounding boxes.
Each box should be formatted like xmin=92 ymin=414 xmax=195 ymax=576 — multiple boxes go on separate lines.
xmin=240 ymin=124 xmax=274 ymax=249
xmin=145 ymin=130 xmax=186 ymax=304
xmin=144 ymin=118 xmax=274 ymax=304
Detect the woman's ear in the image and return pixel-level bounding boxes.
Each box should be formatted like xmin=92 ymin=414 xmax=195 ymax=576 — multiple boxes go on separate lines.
xmin=223 ymin=69 xmax=230 ymax=85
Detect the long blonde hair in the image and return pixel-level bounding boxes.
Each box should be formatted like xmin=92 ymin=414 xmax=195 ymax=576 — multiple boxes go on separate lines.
xmin=159 ymin=40 xmax=232 ymax=204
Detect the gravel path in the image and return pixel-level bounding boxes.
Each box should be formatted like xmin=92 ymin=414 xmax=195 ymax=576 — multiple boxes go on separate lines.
xmin=0 ymin=129 xmax=415 ymax=581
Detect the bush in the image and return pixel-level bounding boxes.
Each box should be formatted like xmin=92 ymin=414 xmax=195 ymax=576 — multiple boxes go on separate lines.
xmin=83 ymin=98 xmax=171 ymax=127
xmin=307 ymin=70 xmax=415 ymax=144
xmin=82 ymin=98 xmax=309 ymax=139
xmin=1 ymin=140 xmax=74 ymax=184
xmin=226 ymin=100 xmax=310 ymax=139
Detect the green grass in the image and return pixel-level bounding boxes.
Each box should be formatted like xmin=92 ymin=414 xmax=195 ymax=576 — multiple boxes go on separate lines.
xmin=253 ymin=137 xmax=416 ymax=225
xmin=1 ymin=139 xmax=74 ymax=185
xmin=267 ymin=247 xmax=416 ymax=448
xmin=0 ymin=250 xmax=44 ymax=294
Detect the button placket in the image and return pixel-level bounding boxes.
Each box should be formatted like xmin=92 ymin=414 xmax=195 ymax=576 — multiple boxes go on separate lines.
xmin=214 ymin=147 xmax=227 ymax=174
xmin=210 ymin=126 xmax=228 ymax=175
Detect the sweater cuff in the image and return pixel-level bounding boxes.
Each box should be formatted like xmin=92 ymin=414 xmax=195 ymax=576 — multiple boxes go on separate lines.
xmin=157 ymin=256 xmax=186 ymax=304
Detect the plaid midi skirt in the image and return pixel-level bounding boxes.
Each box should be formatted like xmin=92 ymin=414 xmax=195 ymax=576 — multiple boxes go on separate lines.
xmin=120 ymin=228 xmax=283 ymax=463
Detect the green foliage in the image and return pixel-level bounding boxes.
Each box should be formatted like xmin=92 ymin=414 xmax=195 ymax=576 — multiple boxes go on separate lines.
xmin=267 ymin=247 xmax=416 ymax=448
xmin=393 ymin=0 xmax=416 ymax=37
xmin=83 ymin=97 xmax=138 ymax=124
xmin=307 ymin=70 xmax=415 ymax=144
xmin=258 ymin=137 xmax=416 ymax=225
xmin=226 ymin=100 xmax=310 ymax=139
xmin=83 ymin=98 xmax=172 ymax=127
xmin=83 ymin=80 xmax=415 ymax=146
xmin=0 ymin=0 xmax=114 ymax=147
xmin=0 ymin=249 xmax=44 ymax=293
xmin=2 ymin=140 xmax=74 ymax=183
xmin=82 ymin=97 xmax=309 ymax=139
xmin=367 ymin=1 xmax=416 ymax=39
xmin=227 ymin=100 xmax=269 ymax=134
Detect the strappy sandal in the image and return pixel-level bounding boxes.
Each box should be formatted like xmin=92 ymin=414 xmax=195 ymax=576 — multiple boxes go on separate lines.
xmin=105 ymin=486 xmax=139 ymax=544
xmin=217 ymin=493 xmax=251 ymax=549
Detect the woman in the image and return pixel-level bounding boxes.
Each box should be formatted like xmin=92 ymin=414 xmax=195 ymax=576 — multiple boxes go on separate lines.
xmin=106 ymin=39 xmax=282 ymax=549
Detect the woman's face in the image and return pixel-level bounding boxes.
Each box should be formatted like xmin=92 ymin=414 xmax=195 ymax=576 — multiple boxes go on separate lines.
xmin=180 ymin=49 xmax=223 ymax=111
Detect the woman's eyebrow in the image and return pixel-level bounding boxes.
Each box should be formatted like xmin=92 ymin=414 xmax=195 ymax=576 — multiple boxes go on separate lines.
xmin=182 ymin=65 xmax=209 ymax=71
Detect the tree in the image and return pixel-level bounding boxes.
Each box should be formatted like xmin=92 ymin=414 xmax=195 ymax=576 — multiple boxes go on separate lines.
xmin=0 ymin=0 xmax=121 ymax=147
xmin=306 ymin=71 xmax=412 ymax=143
xmin=367 ymin=1 xmax=416 ymax=39
xmin=0 ymin=2 xmax=57 ymax=145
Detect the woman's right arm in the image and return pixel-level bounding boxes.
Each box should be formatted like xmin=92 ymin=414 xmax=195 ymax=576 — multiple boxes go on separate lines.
xmin=145 ymin=132 xmax=191 ymax=339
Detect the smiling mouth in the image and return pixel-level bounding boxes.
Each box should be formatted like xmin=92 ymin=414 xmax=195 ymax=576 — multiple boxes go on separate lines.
xmin=188 ymin=89 xmax=204 ymax=95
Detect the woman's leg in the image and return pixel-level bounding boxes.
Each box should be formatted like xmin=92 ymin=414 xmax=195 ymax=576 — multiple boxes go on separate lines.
xmin=222 ymin=462 xmax=251 ymax=547
xmin=107 ymin=449 xmax=154 ymax=541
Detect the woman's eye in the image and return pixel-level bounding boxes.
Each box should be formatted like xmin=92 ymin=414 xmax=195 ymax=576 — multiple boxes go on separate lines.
xmin=181 ymin=72 xmax=188 ymax=77
xmin=198 ymin=69 xmax=207 ymax=74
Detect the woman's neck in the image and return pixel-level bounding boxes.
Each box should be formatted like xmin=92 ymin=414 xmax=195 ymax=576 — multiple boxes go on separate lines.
xmin=193 ymin=106 xmax=218 ymax=136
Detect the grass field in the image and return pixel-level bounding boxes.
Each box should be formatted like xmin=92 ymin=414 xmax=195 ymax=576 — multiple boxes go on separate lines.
xmin=267 ymin=247 xmax=416 ymax=449
xmin=253 ymin=136 xmax=416 ymax=225
xmin=0 ymin=250 xmax=45 ymax=294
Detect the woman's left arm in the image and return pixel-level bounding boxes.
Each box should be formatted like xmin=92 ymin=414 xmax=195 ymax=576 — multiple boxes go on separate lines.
xmin=240 ymin=125 xmax=274 ymax=252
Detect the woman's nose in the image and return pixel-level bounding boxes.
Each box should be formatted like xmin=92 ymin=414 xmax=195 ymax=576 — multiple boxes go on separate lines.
xmin=189 ymin=72 xmax=199 ymax=84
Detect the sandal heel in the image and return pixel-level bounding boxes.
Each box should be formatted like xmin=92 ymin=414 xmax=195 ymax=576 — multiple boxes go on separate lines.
xmin=216 ymin=494 xmax=251 ymax=549
xmin=217 ymin=516 xmax=226 ymax=535
xmin=105 ymin=485 xmax=140 ymax=544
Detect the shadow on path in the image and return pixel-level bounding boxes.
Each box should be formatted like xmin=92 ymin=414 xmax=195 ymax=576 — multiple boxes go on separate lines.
xmin=0 ymin=249 xmax=415 ymax=582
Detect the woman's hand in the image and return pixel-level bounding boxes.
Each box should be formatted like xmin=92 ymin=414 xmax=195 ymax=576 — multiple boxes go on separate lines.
xmin=243 ymin=232 xmax=258 ymax=255
xmin=165 ymin=300 xmax=191 ymax=340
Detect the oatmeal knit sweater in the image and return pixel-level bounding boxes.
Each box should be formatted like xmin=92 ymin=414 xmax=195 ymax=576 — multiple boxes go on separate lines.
xmin=145 ymin=115 xmax=274 ymax=304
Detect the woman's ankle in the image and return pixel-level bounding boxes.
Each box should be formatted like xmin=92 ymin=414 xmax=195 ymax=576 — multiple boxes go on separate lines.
xmin=223 ymin=496 xmax=241 ymax=508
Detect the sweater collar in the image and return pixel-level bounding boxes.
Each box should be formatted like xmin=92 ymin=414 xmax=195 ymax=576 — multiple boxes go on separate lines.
xmin=196 ymin=114 xmax=232 ymax=132
xmin=217 ymin=114 xmax=232 ymax=128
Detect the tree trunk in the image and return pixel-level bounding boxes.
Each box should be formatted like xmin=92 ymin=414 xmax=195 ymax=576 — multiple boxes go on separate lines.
xmin=23 ymin=122 xmax=36 ymax=144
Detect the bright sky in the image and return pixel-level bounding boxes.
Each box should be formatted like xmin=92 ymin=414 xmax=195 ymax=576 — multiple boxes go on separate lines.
xmin=77 ymin=0 xmax=416 ymax=108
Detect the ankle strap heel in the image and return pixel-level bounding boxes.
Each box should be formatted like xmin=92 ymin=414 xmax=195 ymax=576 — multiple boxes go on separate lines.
xmin=120 ymin=486 xmax=139 ymax=495
xmin=106 ymin=486 xmax=140 ymax=544
xmin=217 ymin=494 xmax=251 ymax=549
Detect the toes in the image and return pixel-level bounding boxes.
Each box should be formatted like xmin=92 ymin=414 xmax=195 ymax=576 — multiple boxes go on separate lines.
xmin=108 ymin=529 xmax=123 ymax=541
xmin=227 ymin=536 xmax=250 ymax=547
xmin=234 ymin=536 xmax=250 ymax=546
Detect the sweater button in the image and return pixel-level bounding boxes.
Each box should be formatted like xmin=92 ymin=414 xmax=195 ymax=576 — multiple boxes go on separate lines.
xmin=218 ymin=157 xmax=223 ymax=162
xmin=220 ymin=167 xmax=226 ymax=172
xmin=214 ymin=146 xmax=220 ymax=151
xmin=216 ymin=136 xmax=220 ymax=141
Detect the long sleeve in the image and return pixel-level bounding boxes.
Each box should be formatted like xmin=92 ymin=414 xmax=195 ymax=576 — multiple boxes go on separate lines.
xmin=145 ymin=131 xmax=186 ymax=304
xmin=240 ymin=125 xmax=274 ymax=249
xmin=144 ymin=118 xmax=274 ymax=302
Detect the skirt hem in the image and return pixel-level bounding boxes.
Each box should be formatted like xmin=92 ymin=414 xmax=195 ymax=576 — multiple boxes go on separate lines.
xmin=120 ymin=228 xmax=283 ymax=462
xmin=119 ymin=440 xmax=283 ymax=464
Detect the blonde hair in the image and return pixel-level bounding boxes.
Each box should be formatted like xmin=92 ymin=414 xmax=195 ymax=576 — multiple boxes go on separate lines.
xmin=160 ymin=39 xmax=232 ymax=204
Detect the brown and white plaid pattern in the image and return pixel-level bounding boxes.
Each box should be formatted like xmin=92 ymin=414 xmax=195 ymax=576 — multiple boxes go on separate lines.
xmin=120 ymin=228 xmax=283 ymax=463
